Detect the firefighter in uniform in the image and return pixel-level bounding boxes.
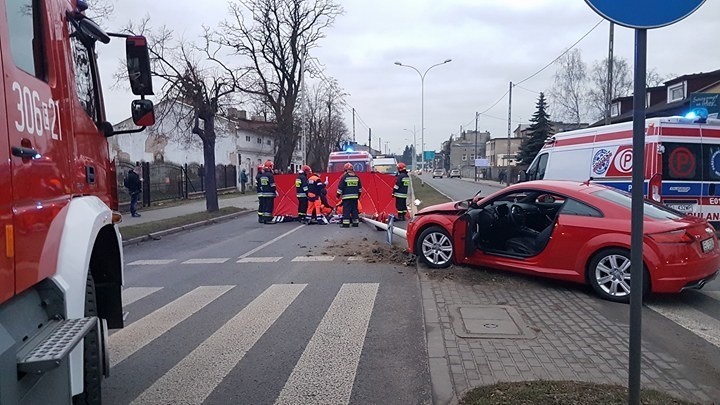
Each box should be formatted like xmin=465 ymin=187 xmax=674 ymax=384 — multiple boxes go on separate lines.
xmin=255 ymin=164 xmax=264 ymax=223
xmin=337 ymin=163 xmax=362 ymax=228
xmin=306 ymin=173 xmax=327 ymax=224
xmin=393 ymin=162 xmax=410 ymax=221
xmin=296 ymin=165 xmax=311 ymax=222
xmin=257 ymin=161 xmax=277 ymax=224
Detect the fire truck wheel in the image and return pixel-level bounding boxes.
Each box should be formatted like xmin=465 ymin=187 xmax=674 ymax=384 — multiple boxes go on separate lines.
xmin=73 ymin=273 xmax=102 ymax=405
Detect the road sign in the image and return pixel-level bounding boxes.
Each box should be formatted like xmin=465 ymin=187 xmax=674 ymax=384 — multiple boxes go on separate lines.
xmin=423 ymin=151 xmax=435 ymax=161
xmin=584 ymin=0 xmax=705 ymax=29
xmin=691 ymin=93 xmax=720 ymax=118
xmin=474 ymin=158 xmax=489 ymax=167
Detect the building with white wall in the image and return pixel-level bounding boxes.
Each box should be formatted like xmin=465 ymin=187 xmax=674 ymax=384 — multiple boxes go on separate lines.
xmin=109 ymin=102 xmax=303 ymax=180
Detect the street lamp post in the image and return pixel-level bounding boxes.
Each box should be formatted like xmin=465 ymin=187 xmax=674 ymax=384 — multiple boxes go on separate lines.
xmin=395 ymin=59 xmax=452 ymax=172
xmin=403 ymin=127 xmax=417 ymax=171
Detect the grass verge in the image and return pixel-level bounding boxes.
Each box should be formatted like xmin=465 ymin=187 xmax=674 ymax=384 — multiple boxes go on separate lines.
xmin=460 ymin=381 xmax=695 ymax=405
xmin=119 ymin=207 xmax=246 ymax=240
xmin=411 ymin=175 xmax=452 ymax=210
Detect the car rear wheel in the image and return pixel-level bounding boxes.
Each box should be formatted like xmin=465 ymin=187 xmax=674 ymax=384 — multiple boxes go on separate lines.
xmin=416 ymin=226 xmax=453 ymax=268
xmin=588 ymin=248 xmax=649 ymax=303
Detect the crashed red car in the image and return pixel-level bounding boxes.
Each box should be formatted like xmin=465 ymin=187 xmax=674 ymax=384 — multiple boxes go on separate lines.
xmin=406 ymin=180 xmax=720 ymax=302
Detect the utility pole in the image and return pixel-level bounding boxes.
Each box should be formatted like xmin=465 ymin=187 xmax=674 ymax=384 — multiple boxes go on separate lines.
xmin=379 ymin=137 xmax=382 ymax=153
xmin=352 ymin=108 xmax=356 ymax=142
xmin=368 ymin=128 xmax=371 ymax=151
xmin=506 ymin=81 xmax=513 ymax=184
xmin=474 ymin=112 xmax=479 ymax=181
xmin=605 ymin=22 xmax=615 ymax=125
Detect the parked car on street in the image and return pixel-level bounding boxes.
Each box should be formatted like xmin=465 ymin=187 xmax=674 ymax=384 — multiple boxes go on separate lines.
xmin=432 ymin=169 xmax=445 ymax=178
xmin=449 ymin=169 xmax=461 ymax=178
xmin=406 ymin=180 xmax=720 ymax=303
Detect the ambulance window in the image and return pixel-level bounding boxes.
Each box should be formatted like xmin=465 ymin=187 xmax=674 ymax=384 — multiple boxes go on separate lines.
xmin=68 ymin=22 xmax=98 ymax=121
xmin=536 ymin=153 xmax=549 ymax=180
xmin=662 ymin=143 xmax=701 ymax=181
xmin=6 ymin=0 xmax=47 ymax=79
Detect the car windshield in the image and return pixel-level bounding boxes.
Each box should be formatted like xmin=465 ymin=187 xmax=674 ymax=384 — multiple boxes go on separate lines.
xmin=591 ymin=189 xmax=685 ymax=220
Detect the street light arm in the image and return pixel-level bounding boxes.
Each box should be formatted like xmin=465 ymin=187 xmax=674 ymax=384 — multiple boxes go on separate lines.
xmin=395 ymin=62 xmax=422 ymax=80
xmin=422 ymin=59 xmax=452 ymax=79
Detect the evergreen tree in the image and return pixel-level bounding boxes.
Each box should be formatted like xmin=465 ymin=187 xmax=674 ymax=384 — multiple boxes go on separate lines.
xmin=517 ymin=92 xmax=553 ymax=166
xmin=401 ymin=145 xmax=413 ymax=165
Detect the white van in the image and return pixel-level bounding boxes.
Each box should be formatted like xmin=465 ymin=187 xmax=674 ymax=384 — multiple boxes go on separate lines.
xmin=372 ymin=157 xmax=399 ymax=175
xmin=523 ymin=116 xmax=720 ymax=224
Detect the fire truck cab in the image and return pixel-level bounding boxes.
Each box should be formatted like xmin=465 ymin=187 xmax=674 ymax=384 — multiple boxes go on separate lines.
xmin=0 ymin=1 xmax=154 ymax=403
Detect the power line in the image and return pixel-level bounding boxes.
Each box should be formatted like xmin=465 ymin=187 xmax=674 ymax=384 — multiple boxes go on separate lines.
xmin=515 ymin=19 xmax=604 ymax=86
xmin=514 ymin=84 xmax=540 ymax=94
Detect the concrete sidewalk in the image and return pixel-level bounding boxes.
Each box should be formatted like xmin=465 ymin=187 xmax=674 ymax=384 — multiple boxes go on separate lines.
xmin=119 ymin=194 xmax=259 ymax=228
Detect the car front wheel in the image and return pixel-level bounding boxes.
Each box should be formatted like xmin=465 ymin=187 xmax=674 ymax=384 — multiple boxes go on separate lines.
xmin=587 ymin=248 xmax=649 ymax=303
xmin=416 ymin=226 xmax=453 ymax=268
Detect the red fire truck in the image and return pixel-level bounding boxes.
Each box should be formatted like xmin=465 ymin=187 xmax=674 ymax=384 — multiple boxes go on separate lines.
xmin=0 ymin=1 xmax=155 ymax=403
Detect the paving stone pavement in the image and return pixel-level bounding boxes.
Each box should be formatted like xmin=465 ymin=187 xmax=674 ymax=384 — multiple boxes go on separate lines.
xmin=420 ymin=268 xmax=719 ymax=404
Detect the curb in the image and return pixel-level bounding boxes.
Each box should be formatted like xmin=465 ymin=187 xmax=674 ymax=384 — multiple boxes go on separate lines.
xmin=122 ymin=210 xmax=255 ymax=247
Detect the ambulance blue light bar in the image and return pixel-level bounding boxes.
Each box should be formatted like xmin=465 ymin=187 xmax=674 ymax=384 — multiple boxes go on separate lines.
xmin=686 ymin=107 xmax=708 ymax=123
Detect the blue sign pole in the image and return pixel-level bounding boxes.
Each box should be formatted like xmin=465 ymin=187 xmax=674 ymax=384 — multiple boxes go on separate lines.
xmin=583 ymin=2 xmax=707 ymax=405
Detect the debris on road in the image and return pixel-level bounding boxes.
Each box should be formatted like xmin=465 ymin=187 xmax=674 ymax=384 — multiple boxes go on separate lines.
xmin=320 ymin=240 xmax=415 ymax=266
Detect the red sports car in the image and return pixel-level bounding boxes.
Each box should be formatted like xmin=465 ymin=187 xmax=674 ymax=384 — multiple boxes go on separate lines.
xmin=406 ymin=180 xmax=720 ymax=302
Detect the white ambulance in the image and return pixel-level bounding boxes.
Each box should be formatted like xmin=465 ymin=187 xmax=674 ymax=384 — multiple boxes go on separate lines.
xmin=523 ymin=116 xmax=720 ymax=225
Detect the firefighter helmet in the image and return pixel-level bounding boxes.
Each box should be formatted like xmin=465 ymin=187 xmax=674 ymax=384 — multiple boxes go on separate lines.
xmin=397 ymin=162 xmax=407 ymax=171
xmin=264 ymin=160 xmax=274 ymax=169
xmin=344 ymin=163 xmax=353 ymax=171
xmin=302 ymin=165 xmax=311 ymax=174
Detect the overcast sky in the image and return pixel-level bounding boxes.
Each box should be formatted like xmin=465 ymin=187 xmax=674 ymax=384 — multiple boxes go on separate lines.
xmin=98 ymin=0 xmax=720 ymax=156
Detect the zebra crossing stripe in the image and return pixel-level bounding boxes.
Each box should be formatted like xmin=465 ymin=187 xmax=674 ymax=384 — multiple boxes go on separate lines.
xmin=181 ymin=258 xmax=231 ymax=264
xmin=648 ymin=303 xmax=720 ymax=349
xmin=122 ymin=287 xmax=162 ymax=306
xmin=109 ymin=286 xmax=233 ymax=366
xmin=127 ymin=259 xmax=175 ymax=266
xmin=237 ymin=257 xmax=283 ymax=263
xmin=131 ymin=284 xmax=306 ymax=405
xmin=275 ymin=283 xmax=379 ymax=405
xmin=291 ymin=256 xmax=335 ymax=262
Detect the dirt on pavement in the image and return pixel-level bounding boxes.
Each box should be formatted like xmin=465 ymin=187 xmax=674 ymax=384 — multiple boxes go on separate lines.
xmin=302 ymin=237 xmax=416 ymax=266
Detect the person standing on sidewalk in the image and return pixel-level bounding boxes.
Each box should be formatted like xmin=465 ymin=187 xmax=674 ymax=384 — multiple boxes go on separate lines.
xmin=392 ymin=162 xmax=410 ymax=221
xmin=124 ymin=167 xmax=142 ymax=217
xmin=295 ymin=165 xmax=311 ymax=222
xmin=336 ymin=163 xmax=362 ymax=228
xmin=257 ymin=161 xmax=277 ymax=224
xmin=239 ymin=169 xmax=248 ymax=194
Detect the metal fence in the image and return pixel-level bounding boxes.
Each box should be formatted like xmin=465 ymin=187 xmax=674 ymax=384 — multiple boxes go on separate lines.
xmin=117 ymin=160 xmax=237 ymax=206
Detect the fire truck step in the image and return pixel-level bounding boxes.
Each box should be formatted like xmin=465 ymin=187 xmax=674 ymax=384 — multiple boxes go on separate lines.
xmin=17 ymin=317 xmax=98 ymax=374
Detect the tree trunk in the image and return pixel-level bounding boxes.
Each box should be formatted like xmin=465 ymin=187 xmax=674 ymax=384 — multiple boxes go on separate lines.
xmin=203 ymin=116 xmax=220 ymax=212
xmin=273 ymin=128 xmax=298 ymax=173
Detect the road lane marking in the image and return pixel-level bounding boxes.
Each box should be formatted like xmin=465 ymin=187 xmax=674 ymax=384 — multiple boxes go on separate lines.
xmin=238 ymin=225 xmax=306 ymax=259
xmin=274 ymin=283 xmax=379 ymax=405
xmin=127 ymin=259 xmax=175 ymax=266
xmin=122 ymin=287 xmax=162 ymax=306
xmin=701 ymin=291 xmax=720 ymax=301
xmin=131 ymin=284 xmax=306 ymax=405
xmin=109 ymin=286 xmax=233 ymax=366
xmin=237 ymin=256 xmax=283 ymax=263
xmin=181 ymin=258 xmax=231 ymax=264
xmin=291 ymin=256 xmax=336 ymax=262
xmin=347 ymin=256 xmax=365 ymax=261
xmin=648 ymin=303 xmax=720 ymax=349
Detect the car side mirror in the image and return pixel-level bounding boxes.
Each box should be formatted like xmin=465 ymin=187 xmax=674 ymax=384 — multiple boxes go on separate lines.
xmin=132 ymin=99 xmax=155 ymax=127
xmin=126 ymin=36 xmax=154 ymax=96
xmin=520 ymin=170 xmax=529 ymax=182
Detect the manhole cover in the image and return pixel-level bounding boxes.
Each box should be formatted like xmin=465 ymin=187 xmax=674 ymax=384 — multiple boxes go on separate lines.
xmin=450 ymin=305 xmax=535 ymax=339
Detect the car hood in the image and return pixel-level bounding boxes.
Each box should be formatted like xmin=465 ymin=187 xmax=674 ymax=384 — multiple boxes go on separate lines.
xmin=417 ymin=201 xmax=463 ymax=215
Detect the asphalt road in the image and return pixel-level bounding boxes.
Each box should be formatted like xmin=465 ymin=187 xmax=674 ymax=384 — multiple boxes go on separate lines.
xmin=104 ymin=214 xmax=431 ymax=405
xmin=419 ymin=176 xmax=720 ymax=391
xmin=418 ymin=176 xmax=505 ymax=201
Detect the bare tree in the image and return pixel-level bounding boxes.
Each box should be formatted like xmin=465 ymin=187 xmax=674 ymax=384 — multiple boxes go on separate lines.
xmin=549 ymin=49 xmax=587 ymax=124
xmin=87 ymin=0 xmax=115 ymax=25
xmin=303 ymin=79 xmax=349 ymax=171
xmin=218 ymin=0 xmax=343 ymax=171
xmin=123 ymin=19 xmax=243 ymax=212
xmin=586 ymin=57 xmax=633 ymax=121
xmin=647 ymin=68 xmax=673 ymax=87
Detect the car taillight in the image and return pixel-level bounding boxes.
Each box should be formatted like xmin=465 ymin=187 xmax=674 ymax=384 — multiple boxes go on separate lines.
xmin=648 ymin=173 xmax=662 ymax=202
xmin=648 ymin=229 xmax=694 ymax=243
